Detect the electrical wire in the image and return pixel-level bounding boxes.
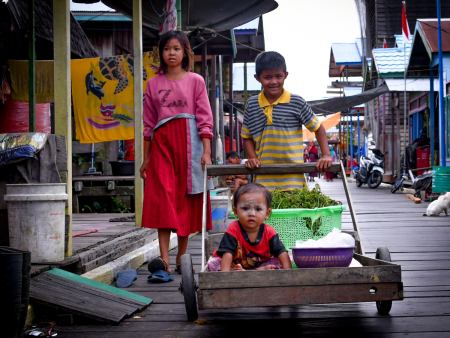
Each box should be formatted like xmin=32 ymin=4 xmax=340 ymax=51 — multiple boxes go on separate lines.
xmin=191 ymin=35 xmax=217 ymax=51
xmin=215 ymin=32 xmax=264 ymax=53
xmin=148 ymin=0 xmax=166 ymax=18
xmin=79 ymin=11 xmax=116 ymax=25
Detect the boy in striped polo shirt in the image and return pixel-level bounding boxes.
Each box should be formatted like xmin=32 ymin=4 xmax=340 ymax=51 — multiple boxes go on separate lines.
xmin=242 ymin=51 xmax=332 ymax=191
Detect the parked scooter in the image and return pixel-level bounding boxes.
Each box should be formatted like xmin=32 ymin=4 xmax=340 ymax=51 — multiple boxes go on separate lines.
xmin=355 ymin=149 xmax=387 ymax=189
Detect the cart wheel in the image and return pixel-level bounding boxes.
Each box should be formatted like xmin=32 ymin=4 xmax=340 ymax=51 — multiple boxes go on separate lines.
xmin=179 ymin=254 xmax=198 ymax=321
xmin=375 ymin=247 xmax=393 ymax=315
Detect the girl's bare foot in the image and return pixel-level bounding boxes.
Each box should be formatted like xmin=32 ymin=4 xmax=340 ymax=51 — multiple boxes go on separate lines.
xmin=161 ymin=255 xmax=171 ymax=273
xmin=256 ymin=265 xmax=276 ymax=270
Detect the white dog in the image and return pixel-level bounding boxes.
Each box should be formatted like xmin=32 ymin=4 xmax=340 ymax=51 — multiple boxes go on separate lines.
xmin=424 ymin=192 xmax=450 ymax=217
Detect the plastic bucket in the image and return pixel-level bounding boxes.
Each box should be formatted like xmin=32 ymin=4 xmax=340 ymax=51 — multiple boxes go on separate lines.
xmin=432 ymin=166 xmax=450 ymax=193
xmin=4 ymin=184 xmax=68 ymax=263
xmin=210 ymin=196 xmax=230 ymax=231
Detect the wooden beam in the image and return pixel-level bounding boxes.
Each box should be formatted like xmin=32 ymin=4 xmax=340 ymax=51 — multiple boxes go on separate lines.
xmin=210 ymin=55 xmax=217 ymax=161
xmin=133 ymin=0 xmax=144 ymax=227
xmin=53 ymin=0 xmax=72 ymax=256
xmin=28 ymin=0 xmax=36 ymax=132
xmin=228 ymin=56 xmax=234 ymax=151
xmin=205 ymin=163 xmax=341 ymax=176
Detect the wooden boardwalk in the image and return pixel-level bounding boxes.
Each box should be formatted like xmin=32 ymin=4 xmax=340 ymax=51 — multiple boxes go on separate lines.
xmin=54 ymin=178 xmax=450 ymax=337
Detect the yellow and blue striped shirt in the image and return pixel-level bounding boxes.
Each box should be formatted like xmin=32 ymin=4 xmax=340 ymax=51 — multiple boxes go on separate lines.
xmin=241 ymin=89 xmax=321 ymax=191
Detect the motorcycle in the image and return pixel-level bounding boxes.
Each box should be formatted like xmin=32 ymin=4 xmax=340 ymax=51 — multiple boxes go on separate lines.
xmin=355 ymin=149 xmax=387 ymax=189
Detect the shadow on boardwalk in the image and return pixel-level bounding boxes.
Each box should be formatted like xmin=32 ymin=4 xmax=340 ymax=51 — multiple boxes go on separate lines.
xmin=55 ymin=177 xmax=450 ymax=337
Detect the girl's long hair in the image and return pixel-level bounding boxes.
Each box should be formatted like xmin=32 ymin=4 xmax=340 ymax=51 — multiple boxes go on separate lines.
xmin=157 ymin=30 xmax=192 ymax=73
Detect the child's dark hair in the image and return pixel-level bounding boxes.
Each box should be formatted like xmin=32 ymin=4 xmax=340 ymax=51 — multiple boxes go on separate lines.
xmin=233 ymin=183 xmax=271 ymax=208
xmin=255 ymin=51 xmax=287 ymax=76
xmin=226 ymin=151 xmax=239 ymax=160
xmin=157 ymin=30 xmax=192 ymax=73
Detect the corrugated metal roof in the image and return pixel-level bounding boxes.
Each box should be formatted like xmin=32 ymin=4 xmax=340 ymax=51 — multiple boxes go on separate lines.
xmin=331 ymin=43 xmax=362 ymax=65
xmin=343 ymin=87 xmax=364 ymax=108
xmin=235 ymin=17 xmax=259 ymax=31
xmin=385 ymin=78 xmax=441 ymax=92
xmin=356 ymin=38 xmax=362 ymax=56
xmin=417 ymin=19 xmax=450 ymax=53
xmin=372 ymin=35 xmax=412 ymax=75
xmin=233 ymin=64 xmax=262 ymax=91
xmin=70 ymin=0 xmax=115 ymax=12
xmin=394 ymin=34 xmax=412 ymax=50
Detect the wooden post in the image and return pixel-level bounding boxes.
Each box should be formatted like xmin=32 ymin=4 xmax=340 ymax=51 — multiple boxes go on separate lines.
xmin=338 ymin=115 xmax=342 ymax=159
xmin=218 ymin=55 xmax=225 ymax=162
xmin=228 ymin=56 xmax=234 ymax=152
xmin=210 ymin=55 xmax=217 ymax=162
xmin=377 ymin=97 xmax=380 ymax=147
xmin=28 ymin=0 xmax=36 ymax=132
xmin=201 ymin=44 xmax=207 ymax=80
xmin=53 ymin=0 xmax=72 ymax=256
xmin=430 ymin=70 xmax=435 ymax=166
xmin=243 ymin=62 xmax=248 ymax=106
xmin=396 ymin=92 xmax=401 ymax=178
xmin=391 ymin=92 xmax=395 ymax=175
xmin=133 ymin=0 xmax=144 ymax=227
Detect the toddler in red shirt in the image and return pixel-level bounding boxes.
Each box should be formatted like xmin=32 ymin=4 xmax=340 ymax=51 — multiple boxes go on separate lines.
xmin=207 ymin=183 xmax=292 ymax=271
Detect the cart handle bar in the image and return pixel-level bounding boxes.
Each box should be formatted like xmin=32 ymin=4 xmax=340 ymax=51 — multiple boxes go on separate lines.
xmin=205 ymin=162 xmax=341 ymax=176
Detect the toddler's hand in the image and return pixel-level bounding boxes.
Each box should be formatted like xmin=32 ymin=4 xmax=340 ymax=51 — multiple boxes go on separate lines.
xmin=245 ymin=158 xmax=260 ymax=169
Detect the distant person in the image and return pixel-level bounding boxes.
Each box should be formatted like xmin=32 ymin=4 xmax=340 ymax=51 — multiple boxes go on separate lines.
xmin=307 ymin=141 xmax=319 ymax=182
xmin=342 ymin=151 xmax=348 ymax=169
xmin=226 ymin=151 xmax=249 ymax=190
xmin=326 ymin=145 xmax=337 ymax=182
xmin=348 ymin=157 xmax=358 ymax=170
xmin=241 ymin=51 xmax=331 ymax=191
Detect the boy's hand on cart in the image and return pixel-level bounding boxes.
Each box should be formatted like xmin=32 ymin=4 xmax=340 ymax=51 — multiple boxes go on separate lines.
xmin=139 ymin=161 xmax=148 ymax=180
xmin=245 ymin=157 xmax=261 ymax=169
xmin=316 ymin=154 xmax=332 ymax=173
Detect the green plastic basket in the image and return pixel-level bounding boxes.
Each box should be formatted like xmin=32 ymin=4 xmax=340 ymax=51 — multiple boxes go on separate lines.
xmin=266 ymin=206 xmax=346 ymax=253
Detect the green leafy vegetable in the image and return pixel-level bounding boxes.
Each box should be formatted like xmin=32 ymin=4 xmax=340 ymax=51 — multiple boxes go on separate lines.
xmin=271 ymin=184 xmax=342 ymax=236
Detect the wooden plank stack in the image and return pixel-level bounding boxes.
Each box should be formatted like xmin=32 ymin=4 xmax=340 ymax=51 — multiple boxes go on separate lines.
xmin=30 ymin=269 xmax=152 ymax=324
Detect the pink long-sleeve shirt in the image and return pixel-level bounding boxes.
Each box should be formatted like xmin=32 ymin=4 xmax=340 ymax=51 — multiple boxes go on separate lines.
xmin=143 ymin=72 xmax=213 ymax=140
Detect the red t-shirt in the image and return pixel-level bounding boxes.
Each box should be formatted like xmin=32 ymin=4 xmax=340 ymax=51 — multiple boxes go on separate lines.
xmin=213 ymin=221 xmax=287 ymax=269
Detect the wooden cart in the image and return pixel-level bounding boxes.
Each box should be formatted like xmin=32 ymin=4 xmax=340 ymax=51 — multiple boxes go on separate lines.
xmin=179 ymin=162 xmax=403 ymax=321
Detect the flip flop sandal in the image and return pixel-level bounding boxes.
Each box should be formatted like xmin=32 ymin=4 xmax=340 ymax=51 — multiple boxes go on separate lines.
xmin=175 ymin=264 xmax=182 ymax=275
xmin=116 ymin=269 xmax=138 ymax=288
xmin=147 ymin=270 xmax=174 ymax=283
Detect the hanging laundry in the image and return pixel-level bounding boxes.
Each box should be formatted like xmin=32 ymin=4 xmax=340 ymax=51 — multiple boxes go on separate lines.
xmin=71 ymin=51 xmax=159 ymax=143
xmin=8 ymin=60 xmax=54 ymax=103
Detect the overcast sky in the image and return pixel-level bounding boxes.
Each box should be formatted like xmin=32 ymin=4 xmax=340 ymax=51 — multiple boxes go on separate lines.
xmin=262 ymin=0 xmax=362 ymax=101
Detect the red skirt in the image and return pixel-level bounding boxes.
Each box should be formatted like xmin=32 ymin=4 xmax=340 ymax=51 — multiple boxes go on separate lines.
xmin=142 ymin=118 xmax=212 ymax=236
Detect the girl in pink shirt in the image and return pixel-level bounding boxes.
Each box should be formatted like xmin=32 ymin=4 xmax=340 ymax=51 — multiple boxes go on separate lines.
xmin=140 ymin=31 xmax=213 ymax=274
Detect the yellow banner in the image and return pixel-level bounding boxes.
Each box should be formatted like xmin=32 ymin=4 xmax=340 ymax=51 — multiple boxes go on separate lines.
xmin=71 ymin=52 xmax=159 ymax=143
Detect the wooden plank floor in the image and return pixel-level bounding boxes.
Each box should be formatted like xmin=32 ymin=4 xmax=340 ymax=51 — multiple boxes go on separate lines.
xmin=55 ymin=178 xmax=450 ymax=337
xmin=72 ymin=213 xmax=138 ymax=254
